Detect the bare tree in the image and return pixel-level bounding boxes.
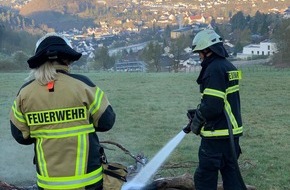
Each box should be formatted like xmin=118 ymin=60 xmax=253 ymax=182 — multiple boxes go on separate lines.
xmin=272 ymin=18 xmax=290 ymax=66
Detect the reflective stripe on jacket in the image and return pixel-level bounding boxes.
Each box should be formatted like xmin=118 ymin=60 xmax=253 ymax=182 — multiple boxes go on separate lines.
xmin=10 ymin=65 xmax=115 ymax=189
xmin=197 ymin=55 xmax=243 ymax=138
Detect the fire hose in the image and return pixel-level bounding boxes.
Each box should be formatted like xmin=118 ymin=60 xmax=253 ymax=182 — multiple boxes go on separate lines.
xmin=122 ymin=110 xmax=247 ymax=190
xmin=121 ymin=130 xmax=187 ymax=190
xmin=186 ymin=108 xmax=247 ymax=189
xmin=224 ymin=109 xmax=247 ymax=190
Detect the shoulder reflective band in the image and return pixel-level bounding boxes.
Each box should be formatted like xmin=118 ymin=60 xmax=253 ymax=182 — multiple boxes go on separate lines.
xmin=37 ymin=166 xmax=103 ymax=189
xmin=226 ymin=85 xmax=239 ymax=94
xmin=89 ymin=88 xmax=104 ymax=115
xmin=203 ymin=85 xmax=239 ymax=100
xmin=12 ymin=100 xmax=26 ymax=123
xmin=228 ymin=70 xmax=242 ymax=81
xmin=25 ymin=107 xmax=87 ymax=126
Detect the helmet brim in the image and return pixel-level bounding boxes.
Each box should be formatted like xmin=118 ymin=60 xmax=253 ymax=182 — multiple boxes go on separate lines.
xmin=27 ymin=45 xmax=82 ymax=68
xmin=27 ymin=35 xmax=82 ymax=69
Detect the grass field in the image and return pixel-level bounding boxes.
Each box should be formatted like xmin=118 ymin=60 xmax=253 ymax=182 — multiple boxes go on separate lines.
xmin=0 ymin=65 xmax=290 ymax=189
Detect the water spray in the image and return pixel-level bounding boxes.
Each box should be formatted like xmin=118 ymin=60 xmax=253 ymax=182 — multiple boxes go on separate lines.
xmin=122 ymin=129 xmax=187 ymax=190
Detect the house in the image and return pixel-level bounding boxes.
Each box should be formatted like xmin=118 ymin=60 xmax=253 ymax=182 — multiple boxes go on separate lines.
xmin=284 ymin=6 xmax=290 ymax=19
xmin=236 ymin=40 xmax=277 ymax=59
xmin=109 ymin=42 xmax=148 ymax=56
xmin=160 ymin=51 xmax=201 ymax=72
xmin=114 ymin=61 xmax=147 ymax=72
xmin=170 ymin=26 xmax=193 ymax=39
xmin=188 ymin=15 xmax=206 ymax=24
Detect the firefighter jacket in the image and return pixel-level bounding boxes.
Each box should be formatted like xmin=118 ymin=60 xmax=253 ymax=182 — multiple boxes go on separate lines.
xmin=196 ymin=54 xmax=243 ymax=138
xmin=10 ymin=65 xmax=116 ymax=190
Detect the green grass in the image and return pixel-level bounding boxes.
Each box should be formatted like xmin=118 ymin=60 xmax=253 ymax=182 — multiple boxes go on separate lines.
xmin=1 ymin=65 xmax=290 ymax=189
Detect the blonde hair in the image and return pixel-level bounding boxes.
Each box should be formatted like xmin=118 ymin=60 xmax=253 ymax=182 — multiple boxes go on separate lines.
xmin=26 ymin=33 xmax=76 ymax=84
xmin=26 ymin=61 xmax=58 ymax=85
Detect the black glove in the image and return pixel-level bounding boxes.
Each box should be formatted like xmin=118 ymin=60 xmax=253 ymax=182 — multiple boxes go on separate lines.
xmin=189 ymin=109 xmax=205 ymax=135
xmin=183 ymin=122 xmax=192 ymax=134
xmin=187 ymin=109 xmax=196 ymax=119
xmin=183 ymin=109 xmax=196 ymax=134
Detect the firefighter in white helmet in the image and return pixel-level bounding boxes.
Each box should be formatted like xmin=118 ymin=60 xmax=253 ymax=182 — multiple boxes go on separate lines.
xmin=183 ymin=29 xmax=244 ymax=189
xmin=10 ymin=32 xmax=116 ymax=190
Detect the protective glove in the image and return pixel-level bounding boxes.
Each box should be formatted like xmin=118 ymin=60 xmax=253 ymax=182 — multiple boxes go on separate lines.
xmin=183 ymin=122 xmax=192 ymax=134
xmin=187 ymin=109 xmax=196 ymax=119
xmin=183 ymin=109 xmax=196 ymax=134
xmin=189 ymin=109 xmax=205 ymax=135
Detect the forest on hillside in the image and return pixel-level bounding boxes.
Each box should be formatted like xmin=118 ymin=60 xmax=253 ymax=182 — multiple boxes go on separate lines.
xmin=1 ymin=6 xmax=290 ymax=71
xmin=16 ymin=0 xmax=289 ymax=17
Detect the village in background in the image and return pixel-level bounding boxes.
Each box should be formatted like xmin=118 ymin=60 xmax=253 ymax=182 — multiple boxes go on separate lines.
xmin=0 ymin=0 xmax=290 ymax=72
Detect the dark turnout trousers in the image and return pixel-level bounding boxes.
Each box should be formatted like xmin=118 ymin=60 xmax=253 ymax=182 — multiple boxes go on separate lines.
xmin=194 ymin=138 xmax=242 ymax=190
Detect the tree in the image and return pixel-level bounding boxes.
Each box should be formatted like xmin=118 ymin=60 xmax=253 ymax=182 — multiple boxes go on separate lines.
xmin=164 ymin=25 xmax=171 ymax=40
xmin=230 ymin=11 xmax=247 ymax=31
xmin=169 ymin=35 xmax=191 ymax=72
xmin=94 ymin=46 xmax=115 ymax=70
xmin=259 ymin=20 xmax=269 ymax=37
xmin=233 ymin=41 xmax=243 ymax=56
xmin=249 ymin=11 xmax=262 ymax=34
xmin=141 ymin=41 xmax=162 ymax=72
xmin=272 ymin=18 xmax=290 ymax=66
xmin=232 ymin=29 xmax=251 ymax=55
xmin=12 ymin=51 xmax=29 ymax=70
xmin=0 ymin=23 xmax=4 ymax=49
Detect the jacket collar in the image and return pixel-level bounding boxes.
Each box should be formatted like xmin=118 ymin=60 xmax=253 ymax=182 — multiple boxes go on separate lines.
xmin=196 ymin=54 xmax=216 ymax=84
xmin=54 ymin=64 xmax=69 ymax=73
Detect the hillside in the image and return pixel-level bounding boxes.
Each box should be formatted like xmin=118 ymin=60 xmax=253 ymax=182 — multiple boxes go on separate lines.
xmin=26 ymin=11 xmax=95 ymax=31
xmin=19 ymin=0 xmax=98 ymax=31
xmin=0 ymin=7 xmax=44 ymax=55
xmin=19 ymin=0 xmax=120 ymax=16
xmin=18 ymin=0 xmax=289 ymax=17
xmin=0 ymin=6 xmax=47 ymax=34
xmin=16 ymin=0 xmax=289 ymax=32
xmin=19 ymin=0 xmax=95 ymax=16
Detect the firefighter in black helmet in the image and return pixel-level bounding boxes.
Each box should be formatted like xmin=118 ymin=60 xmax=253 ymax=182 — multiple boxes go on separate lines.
xmin=183 ymin=29 xmax=243 ymax=190
xmin=10 ymin=33 xmax=116 ymax=190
